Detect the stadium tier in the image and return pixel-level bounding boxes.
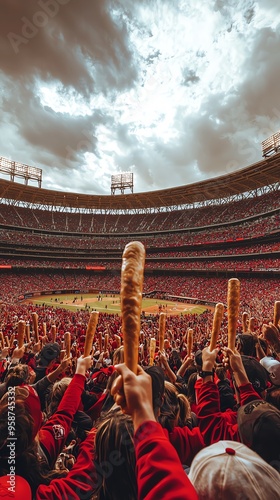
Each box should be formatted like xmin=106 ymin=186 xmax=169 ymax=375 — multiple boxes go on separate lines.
xmin=0 ymin=155 xmax=279 ymax=311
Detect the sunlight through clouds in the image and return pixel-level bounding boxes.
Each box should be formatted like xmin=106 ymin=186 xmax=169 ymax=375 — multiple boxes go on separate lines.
xmin=0 ymin=0 xmax=279 ymax=194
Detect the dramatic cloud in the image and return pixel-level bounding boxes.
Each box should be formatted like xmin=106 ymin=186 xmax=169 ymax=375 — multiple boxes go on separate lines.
xmin=0 ymin=0 xmax=279 ymax=195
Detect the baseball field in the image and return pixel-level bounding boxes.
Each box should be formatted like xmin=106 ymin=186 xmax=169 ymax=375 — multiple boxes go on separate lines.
xmin=26 ymin=293 xmax=209 ymax=316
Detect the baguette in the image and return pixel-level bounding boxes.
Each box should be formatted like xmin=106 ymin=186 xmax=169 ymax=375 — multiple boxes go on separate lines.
xmin=51 ymin=324 xmax=57 ymax=343
xmin=104 ymin=333 xmax=109 ymax=352
xmin=273 ymin=301 xmax=280 ymax=327
xmin=187 ymin=328 xmax=193 ymax=356
xmin=25 ymin=323 xmax=30 ymax=343
xmin=242 ymin=312 xmax=249 ymax=333
xmin=0 ymin=331 xmax=4 ymax=349
xmin=32 ymin=312 xmax=39 ymax=343
xmin=149 ymin=338 xmax=156 ymax=366
xmin=121 ymin=241 xmax=145 ymax=373
xmin=64 ymin=332 xmax=71 ymax=358
xmin=227 ymin=278 xmax=240 ymax=351
xmin=159 ymin=312 xmax=166 ymax=352
xmin=209 ymin=303 xmax=224 ymax=351
xmin=84 ymin=311 xmax=99 ymax=357
xmin=17 ymin=320 xmax=26 ymax=349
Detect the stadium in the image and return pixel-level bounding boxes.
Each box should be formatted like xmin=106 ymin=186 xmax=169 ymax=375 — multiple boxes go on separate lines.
xmin=2 ymin=1 xmax=280 ymax=497
xmin=0 ymin=145 xmax=280 ymax=499
xmin=0 ymin=140 xmax=279 ymax=320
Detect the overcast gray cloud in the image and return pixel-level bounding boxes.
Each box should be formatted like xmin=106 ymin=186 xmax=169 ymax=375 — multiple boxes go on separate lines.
xmin=0 ymin=0 xmax=279 ymax=195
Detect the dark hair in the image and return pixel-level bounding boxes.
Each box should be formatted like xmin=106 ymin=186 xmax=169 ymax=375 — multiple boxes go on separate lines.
xmin=0 ymin=390 xmax=64 ymax=496
xmin=187 ymin=372 xmax=198 ymax=405
xmin=94 ymin=409 xmax=136 ymax=500
xmin=266 ymin=387 xmax=280 ymax=411
xmin=144 ymin=365 xmax=165 ymax=412
xmin=5 ymin=364 xmax=30 ymax=386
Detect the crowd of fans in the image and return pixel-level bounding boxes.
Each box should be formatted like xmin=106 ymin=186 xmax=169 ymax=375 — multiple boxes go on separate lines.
xmin=0 ymin=188 xmax=279 ymax=497
xmin=0 ymin=190 xmax=279 ymax=232
xmin=0 ymin=272 xmax=279 ymax=323
xmin=1 ymin=212 xmax=279 ymax=251
xmin=0 ymin=286 xmax=280 ymax=499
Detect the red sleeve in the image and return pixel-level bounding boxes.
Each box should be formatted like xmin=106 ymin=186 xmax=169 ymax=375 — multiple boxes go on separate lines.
xmin=165 ymin=426 xmax=204 ymax=465
xmin=38 ymin=374 xmax=85 ymax=467
xmin=239 ymin=382 xmax=262 ymax=405
xmin=196 ymin=381 xmax=239 ymax=445
xmin=36 ymin=429 xmax=97 ymax=500
xmin=135 ymin=421 xmax=198 ymax=500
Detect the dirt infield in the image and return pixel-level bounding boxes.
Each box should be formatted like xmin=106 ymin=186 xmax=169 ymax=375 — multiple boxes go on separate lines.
xmin=26 ymin=293 xmax=210 ymax=316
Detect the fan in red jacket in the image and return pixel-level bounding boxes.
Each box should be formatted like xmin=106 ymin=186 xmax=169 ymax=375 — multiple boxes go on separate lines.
xmin=196 ymin=346 xmax=262 ymax=446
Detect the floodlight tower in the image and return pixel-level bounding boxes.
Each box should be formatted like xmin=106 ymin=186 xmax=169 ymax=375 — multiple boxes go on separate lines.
xmin=111 ymin=172 xmax=133 ymax=195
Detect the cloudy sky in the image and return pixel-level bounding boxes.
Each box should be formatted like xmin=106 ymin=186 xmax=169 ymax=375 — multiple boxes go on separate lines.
xmin=0 ymin=0 xmax=279 ymax=195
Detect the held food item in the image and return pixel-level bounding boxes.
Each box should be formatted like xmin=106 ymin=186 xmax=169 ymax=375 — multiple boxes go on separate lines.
xmin=159 ymin=312 xmax=166 ymax=352
xmin=249 ymin=317 xmax=256 ymax=333
xmin=104 ymin=333 xmax=109 ymax=352
xmin=209 ymin=303 xmax=224 ymax=351
xmin=17 ymin=320 xmax=26 ymax=349
xmin=149 ymin=338 xmax=156 ymax=366
xmin=84 ymin=311 xmax=99 ymax=357
xmin=25 ymin=323 xmax=30 ymax=343
xmin=164 ymin=338 xmax=170 ymax=350
xmin=51 ymin=325 xmax=57 ymax=343
xmin=98 ymin=332 xmax=102 ymax=351
xmin=115 ymin=334 xmax=121 ymax=347
xmin=187 ymin=328 xmax=193 ymax=356
xmin=32 ymin=312 xmax=39 ymax=343
xmin=242 ymin=312 xmax=249 ymax=333
xmin=64 ymin=332 xmax=71 ymax=358
xmin=121 ymin=241 xmax=145 ymax=374
xmin=227 ymin=278 xmax=240 ymax=351
xmin=0 ymin=331 xmax=4 ymax=349
xmin=273 ymin=301 xmax=280 ymax=327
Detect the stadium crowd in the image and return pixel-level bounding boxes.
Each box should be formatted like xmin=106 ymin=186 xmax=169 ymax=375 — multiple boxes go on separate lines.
xmin=0 ymin=187 xmax=279 ymax=498
xmin=0 ymin=284 xmax=280 ymax=499
xmin=1 ymin=212 xmax=279 ymax=250
xmin=0 ymin=189 xmax=279 ymax=232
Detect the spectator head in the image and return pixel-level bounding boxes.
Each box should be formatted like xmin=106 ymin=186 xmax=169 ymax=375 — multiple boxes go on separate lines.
xmin=94 ymin=409 xmax=136 ymax=500
xmin=194 ymin=350 xmax=202 ymax=370
xmin=144 ymin=365 xmax=165 ymax=416
xmin=237 ymin=334 xmax=256 ymax=356
xmin=0 ymin=386 xmax=42 ymax=456
xmin=266 ymin=387 xmax=280 ymax=411
xmin=36 ymin=343 xmax=61 ymax=368
xmin=5 ymin=364 xmax=31 ymax=386
xmin=260 ymin=357 xmax=280 ymax=387
xmin=237 ymin=399 xmax=280 ymax=469
xmin=241 ymin=355 xmax=269 ymax=396
xmin=189 ymin=440 xmax=280 ymax=498
xmin=46 ymin=377 xmax=72 ymax=417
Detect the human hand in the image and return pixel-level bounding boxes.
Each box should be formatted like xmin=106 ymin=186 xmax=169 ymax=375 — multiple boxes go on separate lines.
xmin=11 ymin=345 xmax=25 ymax=360
xmin=0 ymin=346 xmax=9 ymax=359
xmin=59 ymin=355 xmax=72 ymax=372
xmin=262 ymin=323 xmax=279 ymax=346
xmin=202 ymin=346 xmax=217 ymax=371
xmin=223 ymin=347 xmax=249 ymax=386
xmin=111 ymin=363 xmax=156 ymax=430
xmin=76 ymin=355 xmax=93 ymax=375
xmin=32 ymin=341 xmax=41 ymax=354
xmin=158 ymin=350 xmax=168 ymax=367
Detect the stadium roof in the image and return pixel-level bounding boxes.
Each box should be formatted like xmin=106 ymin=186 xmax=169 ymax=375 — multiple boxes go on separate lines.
xmin=0 ymin=154 xmax=279 ymax=211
